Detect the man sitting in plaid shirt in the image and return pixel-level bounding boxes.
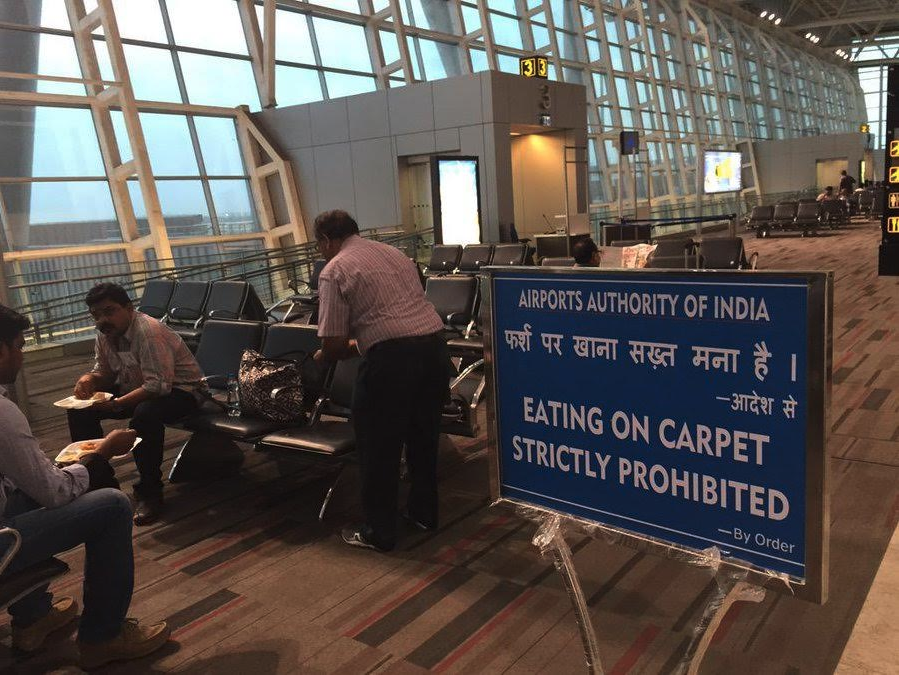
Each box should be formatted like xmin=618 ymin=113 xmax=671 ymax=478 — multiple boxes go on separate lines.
xmin=67 ymin=283 xmax=204 ymax=526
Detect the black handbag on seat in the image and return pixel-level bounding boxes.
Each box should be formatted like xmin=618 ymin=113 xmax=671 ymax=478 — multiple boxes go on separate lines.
xmin=238 ymin=350 xmax=307 ymax=423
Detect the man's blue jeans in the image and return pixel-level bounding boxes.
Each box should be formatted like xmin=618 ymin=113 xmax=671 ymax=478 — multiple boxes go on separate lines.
xmin=2 ymin=488 xmax=134 ymax=643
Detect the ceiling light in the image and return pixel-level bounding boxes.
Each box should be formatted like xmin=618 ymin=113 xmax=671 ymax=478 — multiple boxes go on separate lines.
xmin=768 ymin=14 xmax=776 ymax=21
xmin=805 ymin=33 xmax=811 ymax=38
xmin=760 ymin=10 xmax=768 ymax=18
xmin=774 ymin=17 xmax=781 ymax=25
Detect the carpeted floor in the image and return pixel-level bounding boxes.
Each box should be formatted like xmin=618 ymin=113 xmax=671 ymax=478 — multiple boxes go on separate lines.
xmin=1 ymin=220 xmax=897 ymax=674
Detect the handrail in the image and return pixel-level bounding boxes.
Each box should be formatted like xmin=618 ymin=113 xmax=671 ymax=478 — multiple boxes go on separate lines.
xmin=18 ymin=228 xmax=432 ymax=347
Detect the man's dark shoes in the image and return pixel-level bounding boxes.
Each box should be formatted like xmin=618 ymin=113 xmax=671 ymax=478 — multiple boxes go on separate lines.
xmin=341 ymin=525 xmax=392 ymax=552
xmin=402 ymin=509 xmax=437 ymax=532
xmin=133 ymin=496 xmax=164 ymax=526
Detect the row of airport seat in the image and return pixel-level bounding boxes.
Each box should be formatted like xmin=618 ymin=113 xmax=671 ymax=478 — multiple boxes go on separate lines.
xmin=425 ymin=243 xmax=528 ymax=275
xmin=539 ymin=238 xmax=758 ymax=270
xmin=167 ymin=314 xmax=487 ymax=515
xmin=746 ymin=202 xmax=844 ymax=238
xmin=137 ymin=279 xmax=267 ymax=346
xmin=645 ymin=237 xmax=759 ymax=270
xmin=166 ymin=320 xmax=355 ymax=520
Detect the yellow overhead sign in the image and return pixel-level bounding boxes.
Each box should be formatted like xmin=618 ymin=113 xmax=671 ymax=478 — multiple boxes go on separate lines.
xmin=890 ymin=193 xmax=899 ymax=209
xmin=860 ymin=124 xmax=870 ymax=133
xmin=891 ymin=166 xmax=899 ymax=184
xmin=519 ymin=56 xmax=548 ymax=79
xmin=888 ymin=217 xmax=899 ymax=234
xmin=890 ymin=140 xmax=899 ymax=158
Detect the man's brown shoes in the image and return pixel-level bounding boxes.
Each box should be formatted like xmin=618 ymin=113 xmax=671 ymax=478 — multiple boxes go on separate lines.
xmin=11 ymin=596 xmax=78 ymax=652
xmin=78 ymin=618 xmax=171 ymax=670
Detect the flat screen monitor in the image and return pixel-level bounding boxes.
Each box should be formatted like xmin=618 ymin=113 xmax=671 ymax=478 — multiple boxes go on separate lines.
xmin=703 ymin=150 xmax=742 ymax=194
xmin=434 ymin=157 xmax=481 ymax=245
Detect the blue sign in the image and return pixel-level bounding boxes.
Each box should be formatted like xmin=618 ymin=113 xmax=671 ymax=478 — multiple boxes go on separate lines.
xmin=489 ymin=269 xmax=828 ymax=584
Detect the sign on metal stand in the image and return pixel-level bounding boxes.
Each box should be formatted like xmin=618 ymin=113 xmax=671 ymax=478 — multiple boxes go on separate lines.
xmin=483 ymin=267 xmax=832 ymax=671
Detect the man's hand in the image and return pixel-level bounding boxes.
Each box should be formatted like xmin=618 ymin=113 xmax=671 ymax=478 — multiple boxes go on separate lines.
xmin=74 ymin=374 xmax=97 ymax=400
xmin=94 ymin=428 xmax=137 ymax=460
xmin=89 ymin=398 xmax=116 ymax=414
xmin=317 ymin=337 xmax=359 ymax=362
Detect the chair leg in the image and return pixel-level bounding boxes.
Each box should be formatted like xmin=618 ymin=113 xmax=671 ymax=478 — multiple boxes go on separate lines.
xmin=169 ymin=431 xmax=245 ymax=483
xmin=319 ymin=464 xmax=347 ymax=522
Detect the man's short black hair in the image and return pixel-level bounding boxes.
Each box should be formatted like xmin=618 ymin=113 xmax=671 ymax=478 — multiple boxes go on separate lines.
xmin=825 ymin=186 xmax=833 ymax=192
xmin=314 ymin=210 xmax=360 ymax=241
xmin=85 ymin=283 xmax=131 ymax=308
xmin=572 ymin=238 xmax=599 ymax=265
xmin=0 ymin=305 xmax=30 ymax=347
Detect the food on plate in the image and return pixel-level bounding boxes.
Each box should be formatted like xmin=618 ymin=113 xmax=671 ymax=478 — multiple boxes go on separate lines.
xmin=79 ymin=441 xmax=100 ymax=452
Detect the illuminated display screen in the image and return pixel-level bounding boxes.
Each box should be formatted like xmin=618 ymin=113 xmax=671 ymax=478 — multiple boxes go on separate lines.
xmin=437 ymin=158 xmax=481 ymax=246
xmin=703 ymin=150 xmax=743 ymax=194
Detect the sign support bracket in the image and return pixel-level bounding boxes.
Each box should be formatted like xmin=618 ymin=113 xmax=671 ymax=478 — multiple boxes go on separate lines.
xmin=533 ymin=514 xmax=604 ymax=674
xmin=677 ymin=575 xmax=766 ymax=674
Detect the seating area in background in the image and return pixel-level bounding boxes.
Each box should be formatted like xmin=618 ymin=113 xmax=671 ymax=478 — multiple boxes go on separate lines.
xmin=424 ymin=243 xmax=527 ymax=276
xmin=166 ymin=320 xmax=352 ymax=521
xmin=644 ymin=237 xmax=759 ymax=270
xmin=746 ymin=188 xmax=881 ymax=239
xmin=137 ymin=279 xmax=267 ymax=349
xmin=265 ymin=259 xmax=327 ymax=325
xmin=163 ymin=296 xmax=486 ymax=520
xmin=422 ymin=266 xmax=487 ymax=438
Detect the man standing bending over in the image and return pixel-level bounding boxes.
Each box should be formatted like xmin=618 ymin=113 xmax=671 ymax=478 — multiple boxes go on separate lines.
xmin=68 ymin=283 xmax=204 ymax=525
xmin=314 ymin=210 xmax=448 ymax=552
xmin=0 ymin=305 xmax=169 ymax=668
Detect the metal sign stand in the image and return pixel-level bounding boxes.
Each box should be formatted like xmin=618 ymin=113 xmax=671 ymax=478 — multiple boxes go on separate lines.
xmin=532 ymin=511 xmax=768 ymax=675
xmin=533 ymin=515 xmax=604 ymax=675
xmin=676 ymin=576 xmax=766 ymax=674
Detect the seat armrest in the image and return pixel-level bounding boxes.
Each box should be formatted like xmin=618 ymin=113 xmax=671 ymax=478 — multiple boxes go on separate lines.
xmin=0 ymin=528 xmax=22 ymax=576
xmin=450 ymin=359 xmax=484 ymax=390
xmin=446 ymin=312 xmax=470 ymax=326
xmin=308 ymin=394 xmax=328 ymax=425
xmin=167 ymin=307 xmax=199 ymax=324
xmin=200 ymin=374 xmax=230 ymax=392
xmin=207 ymin=309 xmax=240 ymax=320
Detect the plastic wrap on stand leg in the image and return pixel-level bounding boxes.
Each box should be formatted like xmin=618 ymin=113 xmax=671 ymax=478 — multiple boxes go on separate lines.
xmin=496 ymin=500 xmax=796 ymax=595
xmin=532 ymin=513 xmax=605 ymax=675
xmin=674 ymin=568 xmax=767 ymax=675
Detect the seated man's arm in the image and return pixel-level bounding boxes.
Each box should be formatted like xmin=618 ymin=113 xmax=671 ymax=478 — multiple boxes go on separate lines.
xmin=0 ymin=402 xmax=92 ymax=509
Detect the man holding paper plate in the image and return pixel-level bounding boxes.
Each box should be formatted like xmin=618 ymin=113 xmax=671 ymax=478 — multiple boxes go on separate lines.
xmin=67 ymin=283 xmax=205 ymax=526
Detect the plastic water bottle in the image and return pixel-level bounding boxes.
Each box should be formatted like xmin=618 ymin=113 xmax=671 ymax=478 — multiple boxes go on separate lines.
xmin=227 ymin=374 xmax=241 ymax=417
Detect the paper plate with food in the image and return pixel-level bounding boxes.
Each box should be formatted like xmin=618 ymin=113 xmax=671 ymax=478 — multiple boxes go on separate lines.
xmin=55 ymin=437 xmax=142 ymax=465
xmin=53 ymin=392 xmax=114 ymax=410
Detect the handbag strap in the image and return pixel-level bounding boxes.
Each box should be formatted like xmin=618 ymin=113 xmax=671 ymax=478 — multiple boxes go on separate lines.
xmin=266 ymin=349 xmax=315 ymax=365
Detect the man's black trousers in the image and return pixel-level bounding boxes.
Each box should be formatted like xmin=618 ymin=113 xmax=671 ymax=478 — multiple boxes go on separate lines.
xmin=67 ymin=388 xmax=199 ymax=500
xmin=352 ymin=333 xmax=449 ymax=550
